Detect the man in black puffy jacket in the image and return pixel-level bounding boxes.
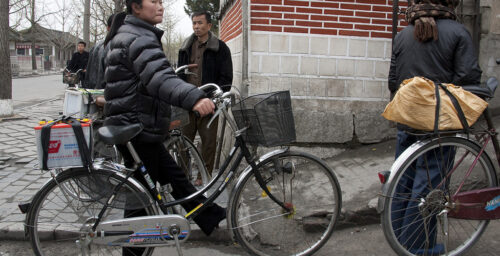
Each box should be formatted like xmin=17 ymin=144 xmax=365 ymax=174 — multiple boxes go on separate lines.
xmin=388 ymin=0 xmax=482 ymax=255
xmin=103 ymin=2 xmax=226 ymax=253
xmin=178 ymin=11 xmax=233 ymax=185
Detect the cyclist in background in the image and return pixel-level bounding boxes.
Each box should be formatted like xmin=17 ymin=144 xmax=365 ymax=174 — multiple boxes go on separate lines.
xmin=103 ymin=1 xmax=226 ymax=254
xmin=67 ymin=41 xmax=89 ymax=87
xmin=388 ymin=0 xmax=481 ymax=254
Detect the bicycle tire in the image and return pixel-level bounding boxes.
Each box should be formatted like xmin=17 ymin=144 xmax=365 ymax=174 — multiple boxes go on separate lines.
xmin=381 ymin=136 xmax=497 ymax=256
xmin=26 ymin=168 xmax=157 ymax=256
xmin=229 ymin=151 xmax=342 ymax=256
xmin=164 ymin=134 xmax=209 ymax=186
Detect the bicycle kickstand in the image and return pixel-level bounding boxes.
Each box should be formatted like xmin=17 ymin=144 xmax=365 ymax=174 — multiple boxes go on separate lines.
xmin=170 ymin=224 xmax=184 ymax=256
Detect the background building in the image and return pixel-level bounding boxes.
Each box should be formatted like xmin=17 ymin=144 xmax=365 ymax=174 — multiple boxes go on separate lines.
xmin=218 ymin=0 xmax=500 ymax=145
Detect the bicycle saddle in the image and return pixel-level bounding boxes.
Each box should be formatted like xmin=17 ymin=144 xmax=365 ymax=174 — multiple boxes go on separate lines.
xmin=461 ymin=77 xmax=498 ymax=99
xmin=98 ymin=123 xmax=143 ymax=145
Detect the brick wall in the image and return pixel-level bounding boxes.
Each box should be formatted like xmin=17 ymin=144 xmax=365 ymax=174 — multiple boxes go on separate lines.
xmin=249 ymin=0 xmax=407 ymax=39
xmin=220 ymin=0 xmax=243 ymax=42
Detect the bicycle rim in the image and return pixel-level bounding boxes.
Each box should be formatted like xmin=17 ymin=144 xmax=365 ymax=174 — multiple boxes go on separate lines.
xmin=382 ymin=137 xmax=497 ymax=256
xmin=230 ymin=151 xmax=341 ymax=256
xmin=26 ymin=168 xmax=156 ymax=256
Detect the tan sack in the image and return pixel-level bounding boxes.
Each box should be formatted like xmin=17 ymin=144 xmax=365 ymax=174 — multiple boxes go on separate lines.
xmin=382 ymin=77 xmax=488 ymax=131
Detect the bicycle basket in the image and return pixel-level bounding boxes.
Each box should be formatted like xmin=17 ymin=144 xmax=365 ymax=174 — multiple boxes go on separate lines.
xmin=169 ymin=106 xmax=190 ymax=130
xmin=232 ymin=91 xmax=296 ymax=147
xmin=63 ymin=70 xmax=80 ymax=84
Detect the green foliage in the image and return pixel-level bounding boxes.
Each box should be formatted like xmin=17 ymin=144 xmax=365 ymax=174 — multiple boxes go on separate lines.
xmin=184 ymin=0 xmax=219 ymax=35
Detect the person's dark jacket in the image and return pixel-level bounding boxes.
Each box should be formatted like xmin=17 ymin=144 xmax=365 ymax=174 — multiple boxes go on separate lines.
xmin=68 ymin=51 xmax=89 ymax=72
xmin=83 ymin=41 xmax=107 ymax=89
xmin=388 ymin=19 xmax=482 ymax=93
xmin=104 ymin=15 xmax=205 ymax=143
xmin=178 ymin=31 xmax=233 ymax=91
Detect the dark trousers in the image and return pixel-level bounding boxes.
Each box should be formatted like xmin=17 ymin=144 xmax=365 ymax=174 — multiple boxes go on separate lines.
xmin=118 ymin=141 xmax=225 ymax=255
xmin=391 ymin=130 xmax=455 ymax=250
xmin=182 ymin=112 xmax=219 ymax=175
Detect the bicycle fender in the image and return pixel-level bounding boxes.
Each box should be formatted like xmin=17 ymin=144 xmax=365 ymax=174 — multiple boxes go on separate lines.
xmin=377 ymin=135 xmax=482 ymax=213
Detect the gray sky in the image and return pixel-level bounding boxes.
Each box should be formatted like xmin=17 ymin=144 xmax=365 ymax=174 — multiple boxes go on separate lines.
xmin=174 ymin=0 xmax=192 ymax=37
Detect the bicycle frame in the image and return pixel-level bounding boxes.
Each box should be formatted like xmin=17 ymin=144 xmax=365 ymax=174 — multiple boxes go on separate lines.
xmin=90 ymin=95 xmax=292 ymax=234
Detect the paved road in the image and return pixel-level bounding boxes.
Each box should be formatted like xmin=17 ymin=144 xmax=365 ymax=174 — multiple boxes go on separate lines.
xmin=12 ymin=74 xmax=65 ymax=108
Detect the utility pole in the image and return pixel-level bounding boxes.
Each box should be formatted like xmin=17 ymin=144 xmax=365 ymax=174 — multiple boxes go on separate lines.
xmin=83 ymin=0 xmax=90 ymax=45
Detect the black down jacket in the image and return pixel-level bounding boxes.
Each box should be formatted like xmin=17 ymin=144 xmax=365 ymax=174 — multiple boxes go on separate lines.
xmin=104 ymin=15 xmax=205 ymax=143
xmin=389 ymin=19 xmax=482 ymax=93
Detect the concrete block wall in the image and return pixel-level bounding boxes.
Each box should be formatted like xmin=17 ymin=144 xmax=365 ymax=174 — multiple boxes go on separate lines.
xmin=248 ymin=31 xmax=394 ymax=143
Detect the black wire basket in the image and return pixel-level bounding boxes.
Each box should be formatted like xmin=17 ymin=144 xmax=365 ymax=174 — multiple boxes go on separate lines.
xmin=232 ymin=91 xmax=296 ymax=147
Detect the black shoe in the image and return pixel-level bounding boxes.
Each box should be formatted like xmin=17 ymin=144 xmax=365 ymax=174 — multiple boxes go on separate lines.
xmin=195 ymin=205 xmax=226 ymax=236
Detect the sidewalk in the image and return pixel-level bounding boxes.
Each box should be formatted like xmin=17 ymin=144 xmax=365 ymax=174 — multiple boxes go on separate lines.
xmin=1 ymin=97 xmax=498 ymax=242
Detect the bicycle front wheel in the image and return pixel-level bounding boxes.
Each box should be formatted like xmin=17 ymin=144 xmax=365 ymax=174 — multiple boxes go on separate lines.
xmin=164 ymin=135 xmax=209 ymax=186
xmin=382 ymin=136 xmax=497 ymax=256
xmin=26 ymin=168 xmax=157 ymax=256
xmin=229 ymin=151 xmax=342 ymax=256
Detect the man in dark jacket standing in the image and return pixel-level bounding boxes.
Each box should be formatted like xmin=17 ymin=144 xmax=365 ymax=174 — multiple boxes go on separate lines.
xmin=67 ymin=41 xmax=89 ymax=86
xmin=388 ymin=0 xmax=482 ymax=254
xmin=178 ymin=11 xmax=233 ymax=185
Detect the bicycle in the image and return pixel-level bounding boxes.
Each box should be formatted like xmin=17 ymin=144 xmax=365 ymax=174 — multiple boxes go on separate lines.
xmin=378 ymin=77 xmax=500 ymax=256
xmin=24 ymin=83 xmax=342 ymax=256
xmin=163 ymin=106 xmax=209 ymax=186
xmin=63 ymin=68 xmax=83 ymax=88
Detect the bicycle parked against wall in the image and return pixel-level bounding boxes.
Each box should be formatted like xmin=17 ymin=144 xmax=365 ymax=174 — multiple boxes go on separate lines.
xmin=378 ymin=77 xmax=500 ymax=256
xmin=24 ymin=83 xmax=342 ymax=256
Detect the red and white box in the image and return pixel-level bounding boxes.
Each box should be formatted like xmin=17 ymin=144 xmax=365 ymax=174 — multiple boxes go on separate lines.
xmin=34 ymin=122 xmax=91 ymax=169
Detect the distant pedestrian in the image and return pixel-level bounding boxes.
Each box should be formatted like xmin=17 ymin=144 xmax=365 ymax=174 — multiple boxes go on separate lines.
xmin=67 ymin=41 xmax=89 ymax=87
xmin=178 ymin=11 xmax=233 ymax=185
xmin=82 ymin=14 xmax=114 ymax=89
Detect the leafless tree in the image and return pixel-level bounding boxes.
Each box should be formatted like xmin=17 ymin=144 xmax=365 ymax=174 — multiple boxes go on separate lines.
xmin=9 ymin=0 xmax=29 ymax=29
xmin=23 ymin=0 xmax=59 ymax=71
xmin=1 ymin=0 xmax=13 ymax=116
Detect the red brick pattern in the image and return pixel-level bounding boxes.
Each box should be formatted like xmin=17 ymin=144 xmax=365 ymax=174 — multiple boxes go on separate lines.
xmin=220 ymin=0 xmax=243 ymax=42
xmin=221 ymin=0 xmax=408 ymax=39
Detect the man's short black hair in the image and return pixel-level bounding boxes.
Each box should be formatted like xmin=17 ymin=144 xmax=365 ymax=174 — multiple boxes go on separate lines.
xmin=191 ymin=11 xmax=212 ymax=24
xmin=78 ymin=41 xmax=86 ymax=47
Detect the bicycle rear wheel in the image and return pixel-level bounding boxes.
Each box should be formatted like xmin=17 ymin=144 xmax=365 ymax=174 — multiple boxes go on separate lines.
xmin=164 ymin=134 xmax=209 ymax=186
xmin=26 ymin=168 xmax=157 ymax=256
xmin=382 ymin=136 xmax=497 ymax=256
xmin=229 ymin=151 xmax=341 ymax=256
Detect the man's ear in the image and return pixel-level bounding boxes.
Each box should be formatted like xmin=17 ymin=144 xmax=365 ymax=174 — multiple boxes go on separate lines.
xmin=208 ymin=23 xmax=213 ymax=30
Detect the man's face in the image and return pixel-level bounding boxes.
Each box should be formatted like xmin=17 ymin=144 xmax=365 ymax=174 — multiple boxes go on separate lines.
xmin=192 ymin=14 xmax=212 ymax=39
xmin=77 ymin=43 xmax=85 ymax=53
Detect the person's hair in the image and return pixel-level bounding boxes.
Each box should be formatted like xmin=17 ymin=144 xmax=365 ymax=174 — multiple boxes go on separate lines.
xmin=104 ymin=0 xmax=143 ymax=46
xmin=191 ymin=11 xmax=212 ymax=24
xmin=104 ymin=12 xmax=126 ymax=46
xmin=107 ymin=13 xmax=116 ymax=28
xmin=126 ymin=0 xmax=142 ymax=14
xmin=78 ymin=41 xmax=86 ymax=47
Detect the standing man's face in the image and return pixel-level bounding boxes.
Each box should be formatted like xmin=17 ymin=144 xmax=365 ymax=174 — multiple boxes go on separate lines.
xmin=77 ymin=43 xmax=85 ymax=53
xmin=192 ymin=15 xmax=212 ymax=39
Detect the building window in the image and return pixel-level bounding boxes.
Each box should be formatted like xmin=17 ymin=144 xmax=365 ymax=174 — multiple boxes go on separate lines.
xmin=17 ymin=48 xmax=26 ymax=55
xmin=36 ymin=48 xmax=44 ymax=55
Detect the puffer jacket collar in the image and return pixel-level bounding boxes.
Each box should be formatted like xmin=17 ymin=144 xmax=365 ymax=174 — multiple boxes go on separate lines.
xmin=124 ymin=15 xmax=164 ymax=42
xmin=179 ymin=31 xmax=219 ymax=52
